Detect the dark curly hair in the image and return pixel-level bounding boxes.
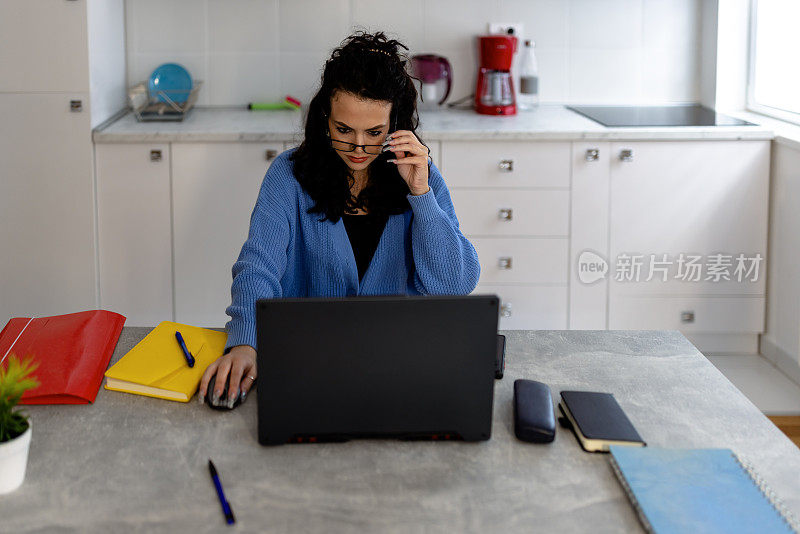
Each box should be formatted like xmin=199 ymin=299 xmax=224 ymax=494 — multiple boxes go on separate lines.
xmin=289 ymin=31 xmax=423 ymax=223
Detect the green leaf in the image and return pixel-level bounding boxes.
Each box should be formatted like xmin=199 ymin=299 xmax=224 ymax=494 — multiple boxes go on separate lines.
xmin=0 ymin=354 xmax=39 ymax=443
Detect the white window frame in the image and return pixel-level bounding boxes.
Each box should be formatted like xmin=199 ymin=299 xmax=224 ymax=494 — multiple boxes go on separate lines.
xmin=746 ymin=0 xmax=800 ymax=126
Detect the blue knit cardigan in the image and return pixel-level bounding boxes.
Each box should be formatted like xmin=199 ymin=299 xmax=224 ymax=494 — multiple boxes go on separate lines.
xmin=224 ymin=149 xmax=481 ymax=351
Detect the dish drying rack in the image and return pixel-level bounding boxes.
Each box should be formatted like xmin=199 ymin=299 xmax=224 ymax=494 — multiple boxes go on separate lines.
xmin=128 ymin=80 xmax=203 ymax=122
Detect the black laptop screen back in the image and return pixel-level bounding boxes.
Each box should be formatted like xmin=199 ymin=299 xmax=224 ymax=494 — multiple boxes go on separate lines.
xmin=256 ymin=295 xmax=499 ymax=445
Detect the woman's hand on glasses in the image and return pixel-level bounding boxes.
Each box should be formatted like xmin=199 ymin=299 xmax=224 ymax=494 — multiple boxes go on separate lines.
xmin=382 ymin=130 xmax=431 ymax=196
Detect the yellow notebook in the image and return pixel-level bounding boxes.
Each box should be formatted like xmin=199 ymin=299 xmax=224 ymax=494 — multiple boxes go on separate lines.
xmin=104 ymin=321 xmax=227 ymax=402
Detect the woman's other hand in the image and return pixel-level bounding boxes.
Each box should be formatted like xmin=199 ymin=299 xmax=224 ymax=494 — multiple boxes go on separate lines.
xmin=198 ymin=345 xmax=257 ymax=407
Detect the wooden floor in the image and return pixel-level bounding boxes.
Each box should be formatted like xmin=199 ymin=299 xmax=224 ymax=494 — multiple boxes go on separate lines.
xmin=768 ymin=416 xmax=800 ymax=448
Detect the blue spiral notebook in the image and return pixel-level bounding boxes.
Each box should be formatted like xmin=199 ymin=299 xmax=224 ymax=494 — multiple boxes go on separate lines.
xmin=609 ymin=446 xmax=798 ymax=534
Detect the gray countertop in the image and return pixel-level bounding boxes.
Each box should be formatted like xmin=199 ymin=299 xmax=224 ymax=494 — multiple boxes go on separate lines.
xmin=92 ymin=105 xmax=775 ymax=143
xmin=3 ymin=329 xmax=799 ymax=533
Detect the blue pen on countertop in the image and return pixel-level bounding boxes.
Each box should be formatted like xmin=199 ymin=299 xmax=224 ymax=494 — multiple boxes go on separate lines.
xmin=174 ymin=330 xmax=195 ymax=367
xmin=208 ymin=459 xmax=236 ymax=525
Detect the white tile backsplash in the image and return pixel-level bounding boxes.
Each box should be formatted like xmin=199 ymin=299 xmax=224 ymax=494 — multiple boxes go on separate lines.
xmin=279 ymin=51 xmax=328 ymax=107
xmin=641 ymin=45 xmax=700 ymax=103
xmin=499 ymin=0 xmax=569 ymax=48
xmin=569 ymin=47 xmax=643 ymax=104
xmin=569 ymin=0 xmax=643 ymax=49
xmin=642 ymin=0 xmax=701 ymax=50
xmin=125 ymin=0 xmax=702 ymax=106
xmin=207 ymin=0 xmax=279 ymax=54
xmin=534 ymin=47 xmax=570 ymax=103
xmin=207 ymin=53 xmax=280 ymax=106
xmin=129 ymin=0 xmax=206 ymax=54
xmin=351 ymin=0 xmax=425 ymax=48
xmin=278 ymin=0 xmax=350 ymax=53
xmin=422 ymin=0 xmax=500 ymax=52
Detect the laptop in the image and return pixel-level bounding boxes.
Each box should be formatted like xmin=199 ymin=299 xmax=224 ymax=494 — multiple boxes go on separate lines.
xmin=255 ymin=294 xmax=499 ymax=445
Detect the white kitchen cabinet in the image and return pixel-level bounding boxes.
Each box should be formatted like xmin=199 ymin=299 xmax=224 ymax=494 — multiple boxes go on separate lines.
xmin=89 ymin=134 xmax=770 ymax=345
xmin=608 ymin=141 xmax=769 ymax=297
xmin=428 ymin=141 xmax=441 ymax=168
xmin=609 ymin=295 xmax=765 ymax=333
xmin=172 ymin=143 xmax=283 ymax=327
xmin=472 ymin=285 xmax=568 ymax=330
xmin=469 ymin=238 xmax=568 ymax=285
xmin=1 ymin=0 xmax=125 ymax=324
xmin=593 ymin=141 xmax=769 ymax=351
xmin=569 ymin=142 xmax=611 ymax=329
xmin=449 ymin=190 xmax=570 ymax=237
xmin=0 ymin=0 xmax=89 ymax=92
xmin=96 ymin=144 xmax=172 ymax=326
xmin=442 ymin=141 xmax=570 ymax=188
xmin=0 ymin=93 xmax=97 ymax=321
xmin=443 ymin=141 xmax=571 ymax=330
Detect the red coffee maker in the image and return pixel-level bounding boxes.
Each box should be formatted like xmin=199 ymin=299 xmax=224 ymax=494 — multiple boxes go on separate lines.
xmin=475 ymin=35 xmax=518 ymax=115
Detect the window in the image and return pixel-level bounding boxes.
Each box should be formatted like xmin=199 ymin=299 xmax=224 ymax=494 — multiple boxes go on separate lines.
xmin=747 ymin=0 xmax=800 ymax=124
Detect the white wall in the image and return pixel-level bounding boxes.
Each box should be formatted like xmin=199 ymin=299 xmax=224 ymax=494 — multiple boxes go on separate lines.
xmin=761 ymin=139 xmax=800 ymax=384
xmin=87 ymin=0 xmax=128 ymax=128
xmin=125 ymin=0 xmax=702 ymax=107
xmin=711 ymin=0 xmax=750 ymax=113
xmin=698 ymin=0 xmax=718 ymax=108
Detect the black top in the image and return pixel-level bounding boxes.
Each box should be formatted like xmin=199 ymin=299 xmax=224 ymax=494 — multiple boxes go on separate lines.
xmin=342 ymin=213 xmax=389 ymax=282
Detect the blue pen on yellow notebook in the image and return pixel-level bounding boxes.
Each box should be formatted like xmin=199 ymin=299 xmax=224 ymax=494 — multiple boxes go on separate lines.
xmin=174 ymin=331 xmax=195 ymax=367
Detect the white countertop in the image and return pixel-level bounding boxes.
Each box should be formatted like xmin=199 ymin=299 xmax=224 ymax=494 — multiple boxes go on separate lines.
xmin=93 ymin=104 xmax=775 ymax=143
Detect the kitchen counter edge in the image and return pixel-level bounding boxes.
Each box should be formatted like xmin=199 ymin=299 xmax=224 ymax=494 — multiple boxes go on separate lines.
xmin=92 ymin=106 xmax=776 ymax=143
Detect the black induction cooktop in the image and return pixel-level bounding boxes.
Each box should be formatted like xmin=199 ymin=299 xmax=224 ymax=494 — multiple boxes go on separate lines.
xmin=566 ymin=104 xmax=755 ymax=127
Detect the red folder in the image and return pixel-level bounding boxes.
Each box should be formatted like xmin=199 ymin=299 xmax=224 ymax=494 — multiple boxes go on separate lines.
xmin=0 ymin=310 xmax=126 ymax=404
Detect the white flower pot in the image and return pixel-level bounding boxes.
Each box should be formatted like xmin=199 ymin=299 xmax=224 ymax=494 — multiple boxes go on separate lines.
xmin=0 ymin=422 xmax=32 ymax=494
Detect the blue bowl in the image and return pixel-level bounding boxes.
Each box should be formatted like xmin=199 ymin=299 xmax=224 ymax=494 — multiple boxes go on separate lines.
xmin=148 ymin=63 xmax=192 ymax=104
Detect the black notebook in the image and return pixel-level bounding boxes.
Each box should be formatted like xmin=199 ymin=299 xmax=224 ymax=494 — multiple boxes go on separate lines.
xmin=559 ymin=391 xmax=646 ymax=452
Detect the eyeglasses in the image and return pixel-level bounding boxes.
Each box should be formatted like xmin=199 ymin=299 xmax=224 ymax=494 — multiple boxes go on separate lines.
xmin=329 ymin=138 xmax=385 ymax=155
xmin=326 ymin=115 xmax=397 ymax=156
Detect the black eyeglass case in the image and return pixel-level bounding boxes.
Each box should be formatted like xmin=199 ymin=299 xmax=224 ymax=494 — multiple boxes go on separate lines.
xmin=513 ymin=379 xmax=556 ymax=443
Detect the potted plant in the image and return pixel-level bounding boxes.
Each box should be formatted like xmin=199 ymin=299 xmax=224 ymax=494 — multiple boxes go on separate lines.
xmin=0 ymin=355 xmax=39 ymax=494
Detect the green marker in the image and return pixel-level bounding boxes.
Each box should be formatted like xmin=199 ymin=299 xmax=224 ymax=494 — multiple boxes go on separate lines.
xmin=248 ymin=102 xmax=298 ymax=110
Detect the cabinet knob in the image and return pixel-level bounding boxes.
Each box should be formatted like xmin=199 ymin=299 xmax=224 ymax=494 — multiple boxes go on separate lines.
xmin=265 ymin=149 xmax=278 ymax=161
xmin=500 ymin=303 xmax=513 ymax=318
xmin=497 ymin=208 xmax=513 ymax=221
xmin=150 ymin=149 xmax=162 ymax=162
xmin=498 ymin=257 xmax=513 ymax=270
xmin=585 ymin=148 xmax=599 ymax=161
xmin=681 ymin=311 xmax=695 ymax=324
xmin=498 ymin=159 xmax=514 ymax=172
xmin=69 ymin=99 xmax=83 ymax=112
xmin=619 ymin=149 xmax=634 ymax=162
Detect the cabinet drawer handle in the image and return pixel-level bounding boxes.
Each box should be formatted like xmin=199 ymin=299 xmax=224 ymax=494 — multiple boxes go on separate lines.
xmin=265 ymin=149 xmax=278 ymax=161
xmin=585 ymin=148 xmax=599 ymax=161
xmin=500 ymin=303 xmax=513 ymax=318
xmin=618 ymin=149 xmax=634 ymax=162
xmin=497 ymin=208 xmax=513 ymax=221
xmin=70 ymin=99 xmax=83 ymax=112
xmin=150 ymin=149 xmax=162 ymax=162
xmin=681 ymin=311 xmax=695 ymax=324
xmin=498 ymin=159 xmax=514 ymax=172
xmin=498 ymin=257 xmax=513 ymax=270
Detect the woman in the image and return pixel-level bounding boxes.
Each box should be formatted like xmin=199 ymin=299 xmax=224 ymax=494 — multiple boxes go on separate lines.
xmin=199 ymin=31 xmax=480 ymax=408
